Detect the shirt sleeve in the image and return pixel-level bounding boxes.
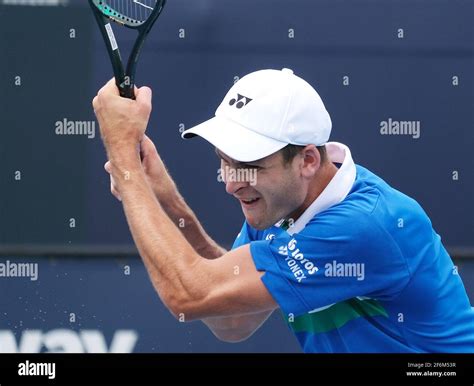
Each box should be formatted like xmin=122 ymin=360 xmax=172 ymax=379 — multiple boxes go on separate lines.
xmin=231 ymin=221 xmax=260 ymax=250
xmin=250 ymin=208 xmax=411 ymax=317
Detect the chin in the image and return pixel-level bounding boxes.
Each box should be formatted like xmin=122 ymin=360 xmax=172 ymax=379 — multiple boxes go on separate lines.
xmin=245 ymin=216 xmax=273 ymax=231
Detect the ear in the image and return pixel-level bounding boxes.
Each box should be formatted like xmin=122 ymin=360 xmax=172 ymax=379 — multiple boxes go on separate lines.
xmin=300 ymin=145 xmax=321 ymax=178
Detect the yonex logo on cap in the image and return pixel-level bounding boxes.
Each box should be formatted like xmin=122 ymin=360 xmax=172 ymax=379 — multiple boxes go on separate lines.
xmin=229 ymin=94 xmax=252 ymax=109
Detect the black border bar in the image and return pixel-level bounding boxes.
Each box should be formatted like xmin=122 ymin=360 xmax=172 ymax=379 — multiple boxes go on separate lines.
xmin=0 ymin=353 xmax=472 ymax=385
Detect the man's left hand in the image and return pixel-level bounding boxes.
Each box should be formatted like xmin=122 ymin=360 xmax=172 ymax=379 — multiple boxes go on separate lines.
xmin=92 ymin=79 xmax=153 ymax=155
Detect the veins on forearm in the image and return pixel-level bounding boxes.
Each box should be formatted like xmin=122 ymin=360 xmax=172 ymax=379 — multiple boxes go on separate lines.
xmin=153 ymin=184 xmax=226 ymax=260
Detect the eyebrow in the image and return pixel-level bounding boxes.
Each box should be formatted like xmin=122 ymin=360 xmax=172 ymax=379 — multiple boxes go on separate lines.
xmin=214 ymin=148 xmax=262 ymax=168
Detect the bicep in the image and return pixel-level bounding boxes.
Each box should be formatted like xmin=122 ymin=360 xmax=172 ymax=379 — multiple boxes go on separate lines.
xmin=191 ymin=244 xmax=278 ymax=319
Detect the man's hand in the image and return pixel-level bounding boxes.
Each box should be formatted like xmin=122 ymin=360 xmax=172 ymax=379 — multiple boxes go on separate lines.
xmin=92 ymin=79 xmax=152 ymax=154
xmin=105 ymin=135 xmax=177 ymax=202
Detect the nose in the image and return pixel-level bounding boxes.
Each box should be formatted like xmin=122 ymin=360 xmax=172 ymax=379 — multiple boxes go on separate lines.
xmin=225 ymin=178 xmax=249 ymax=195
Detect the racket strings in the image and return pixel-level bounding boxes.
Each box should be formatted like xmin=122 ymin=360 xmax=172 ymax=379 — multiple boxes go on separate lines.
xmin=102 ymin=0 xmax=157 ymax=23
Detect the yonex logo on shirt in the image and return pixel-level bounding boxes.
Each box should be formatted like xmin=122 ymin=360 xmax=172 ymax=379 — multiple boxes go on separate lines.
xmin=278 ymin=239 xmax=318 ymax=283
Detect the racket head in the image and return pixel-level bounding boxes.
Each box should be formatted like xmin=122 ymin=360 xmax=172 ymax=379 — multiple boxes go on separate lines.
xmin=90 ymin=0 xmax=166 ymax=29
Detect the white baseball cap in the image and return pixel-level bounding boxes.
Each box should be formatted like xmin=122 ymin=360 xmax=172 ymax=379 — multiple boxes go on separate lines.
xmin=181 ymin=68 xmax=332 ymax=162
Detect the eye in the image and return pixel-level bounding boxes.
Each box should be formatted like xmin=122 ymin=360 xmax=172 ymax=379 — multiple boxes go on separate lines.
xmin=242 ymin=163 xmax=261 ymax=169
xmin=248 ymin=165 xmax=262 ymax=171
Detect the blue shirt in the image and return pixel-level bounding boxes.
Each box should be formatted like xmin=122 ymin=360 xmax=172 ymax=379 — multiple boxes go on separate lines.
xmin=232 ymin=143 xmax=474 ymax=353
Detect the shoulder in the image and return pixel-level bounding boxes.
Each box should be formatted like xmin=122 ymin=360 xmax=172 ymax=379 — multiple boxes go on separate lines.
xmin=296 ymin=190 xmax=401 ymax=259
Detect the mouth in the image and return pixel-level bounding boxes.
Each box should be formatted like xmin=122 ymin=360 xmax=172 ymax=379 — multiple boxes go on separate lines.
xmin=239 ymin=197 xmax=261 ymax=208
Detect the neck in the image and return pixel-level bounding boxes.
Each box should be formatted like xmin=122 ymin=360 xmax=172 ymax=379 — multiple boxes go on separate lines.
xmin=287 ymin=161 xmax=339 ymax=222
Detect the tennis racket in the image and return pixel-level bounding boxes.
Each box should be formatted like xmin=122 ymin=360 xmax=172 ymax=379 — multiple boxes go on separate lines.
xmin=88 ymin=0 xmax=167 ymax=99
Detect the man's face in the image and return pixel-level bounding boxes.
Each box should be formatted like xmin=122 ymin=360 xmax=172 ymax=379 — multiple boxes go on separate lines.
xmin=217 ymin=149 xmax=307 ymax=230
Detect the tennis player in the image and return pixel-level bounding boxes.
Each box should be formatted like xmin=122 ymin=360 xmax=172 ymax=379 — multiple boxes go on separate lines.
xmin=93 ymin=68 xmax=474 ymax=352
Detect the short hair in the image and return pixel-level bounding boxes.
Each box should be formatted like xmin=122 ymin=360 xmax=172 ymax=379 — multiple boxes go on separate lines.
xmin=280 ymin=144 xmax=327 ymax=165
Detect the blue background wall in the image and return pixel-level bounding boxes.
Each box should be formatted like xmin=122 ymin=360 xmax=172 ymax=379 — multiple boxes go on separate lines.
xmin=0 ymin=0 xmax=472 ymax=352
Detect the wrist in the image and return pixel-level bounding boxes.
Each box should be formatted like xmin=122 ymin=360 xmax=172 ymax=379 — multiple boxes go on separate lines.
xmin=108 ymin=138 xmax=140 ymax=161
xmin=108 ymin=149 xmax=143 ymax=187
xmin=149 ymin=170 xmax=177 ymax=200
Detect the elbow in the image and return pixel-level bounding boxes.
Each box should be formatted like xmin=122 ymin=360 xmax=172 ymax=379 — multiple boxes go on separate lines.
xmin=166 ymin=296 xmax=197 ymax=322
xmin=211 ymin=329 xmax=254 ymax=343
xmin=205 ymin=316 xmax=263 ymax=343
xmin=165 ymin=288 xmax=208 ymax=322
xmin=161 ymin=258 xmax=211 ymax=322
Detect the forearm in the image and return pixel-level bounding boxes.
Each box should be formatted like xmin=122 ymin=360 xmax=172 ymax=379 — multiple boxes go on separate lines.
xmin=142 ymin=157 xmax=267 ymax=330
xmin=145 ymin=171 xmax=271 ymax=333
xmin=108 ymin=147 xmax=206 ymax=314
xmin=147 ymin=161 xmax=225 ymax=260
xmin=160 ymin=191 xmax=226 ymax=260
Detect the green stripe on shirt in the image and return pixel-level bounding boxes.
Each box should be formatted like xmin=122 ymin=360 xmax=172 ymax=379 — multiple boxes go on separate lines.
xmin=289 ymin=298 xmax=389 ymax=334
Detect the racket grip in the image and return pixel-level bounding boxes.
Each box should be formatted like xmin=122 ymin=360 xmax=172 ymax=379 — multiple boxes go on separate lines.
xmin=119 ymin=85 xmax=136 ymax=100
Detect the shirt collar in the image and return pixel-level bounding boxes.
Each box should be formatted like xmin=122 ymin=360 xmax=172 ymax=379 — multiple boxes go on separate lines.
xmin=278 ymin=142 xmax=356 ymax=235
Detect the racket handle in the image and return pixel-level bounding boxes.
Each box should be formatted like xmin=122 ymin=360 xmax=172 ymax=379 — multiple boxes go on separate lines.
xmin=119 ymin=84 xmax=136 ymax=100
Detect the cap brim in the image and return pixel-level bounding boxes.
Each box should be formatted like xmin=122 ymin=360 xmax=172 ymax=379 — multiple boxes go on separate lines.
xmin=182 ymin=116 xmax=288 ymax=162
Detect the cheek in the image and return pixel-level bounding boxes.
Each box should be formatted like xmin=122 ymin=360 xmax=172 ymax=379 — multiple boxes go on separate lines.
xmin=261 ymin=171 xmax=304 ymax=210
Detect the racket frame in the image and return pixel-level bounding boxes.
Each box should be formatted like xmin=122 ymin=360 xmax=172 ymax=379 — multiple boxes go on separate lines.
xmin=88 ymin=0 xmax=166 ymax=99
